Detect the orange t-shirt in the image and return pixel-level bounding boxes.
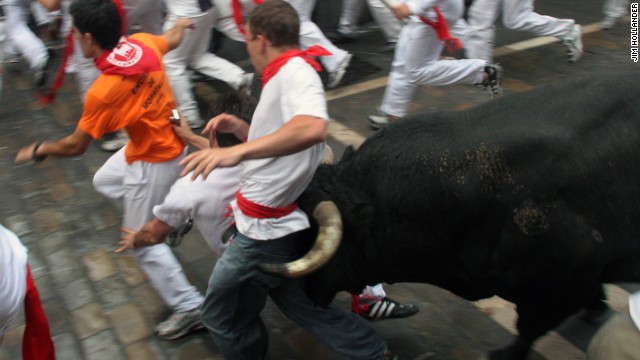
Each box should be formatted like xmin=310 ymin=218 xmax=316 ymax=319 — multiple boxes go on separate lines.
xmin=78 ymin=33 xmax=184 ymax=164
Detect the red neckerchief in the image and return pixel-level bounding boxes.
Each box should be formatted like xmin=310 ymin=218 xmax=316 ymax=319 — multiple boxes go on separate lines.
xmin=419 ymin=6 xmax=462 ymax=55
xmin=261 ymin=45 xmax=332 ymax=87
xmin=236 ymin=191 xmax=297 ymax=219
xmin=232 ymin=0 xmax=264 ymax=35
xmin=94 ymin=36 xmax=161 ymax=76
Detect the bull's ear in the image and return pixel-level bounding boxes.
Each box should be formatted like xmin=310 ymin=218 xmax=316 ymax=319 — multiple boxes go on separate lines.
xmin=259 ymin=201 xmax=342 ymax=278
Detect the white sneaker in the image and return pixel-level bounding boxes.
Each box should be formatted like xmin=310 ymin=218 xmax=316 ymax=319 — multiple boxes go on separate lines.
xmin=327 ymin=53 xmax=352 ymax=89
xmin=367 ymin=111 xmax=397 ymax=130
xmin=155 ymin=308 xmax=203 ymax=340
xmin=562 ymin=24 xmax=583 ymax=63
xmin=100 ymin=132 xmax=129 ymax=152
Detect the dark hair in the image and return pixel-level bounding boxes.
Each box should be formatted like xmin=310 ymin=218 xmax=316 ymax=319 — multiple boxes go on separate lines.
xmin=209 ymin=91 xmax=256 ymax=147
xmin=70 ymin=0 xmax=122 ymax=50
xmin=247 ymin=0 xmax=299 ymax=48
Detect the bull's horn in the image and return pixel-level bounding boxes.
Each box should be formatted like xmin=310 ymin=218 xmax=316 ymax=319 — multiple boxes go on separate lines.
xmin=259 ymin=201 xmax=342 ymax=277
xmin=322 ymin=144 xmax=334 ymax=164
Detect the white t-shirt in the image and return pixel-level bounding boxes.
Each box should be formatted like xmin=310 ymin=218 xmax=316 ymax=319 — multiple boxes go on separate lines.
xmin=230 ymin=57 xmax=328 ymax=240
xmin=153 ymin=166 xmax=242 ymax=255
xmin=0 ymin=224 xmax=28 ymax=343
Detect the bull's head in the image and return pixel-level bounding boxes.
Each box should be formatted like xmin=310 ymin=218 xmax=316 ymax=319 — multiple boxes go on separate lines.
xmin=258 ymin=200 xmax=342 ymax=277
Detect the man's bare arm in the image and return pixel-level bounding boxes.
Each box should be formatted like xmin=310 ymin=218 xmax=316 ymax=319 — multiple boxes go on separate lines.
xmin=115 ymin=219 xmax=174 ymax=253
xmin=163 ymin=18 xmax=194 ymax=52
xmin=180 ymin=115 xmax=327 ymax=179
xmin=15 ymin=127 xmax=93 ymax=163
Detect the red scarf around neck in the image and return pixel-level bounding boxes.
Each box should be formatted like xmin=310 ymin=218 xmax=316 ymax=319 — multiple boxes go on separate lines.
xmin=94 ymin=37 xmax=161 ymax=76
xmin=261 ymin=45 xmax=332 ymax=87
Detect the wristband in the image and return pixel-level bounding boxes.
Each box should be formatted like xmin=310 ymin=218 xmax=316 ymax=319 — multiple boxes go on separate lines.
xmin=32 ymin=142 xmax=48 ymax=163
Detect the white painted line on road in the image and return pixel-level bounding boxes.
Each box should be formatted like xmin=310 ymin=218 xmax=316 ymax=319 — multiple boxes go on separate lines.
xmin=326 ymin=21 xmax=605 ymax=104
xmin=327 ymin=120 xmax=366 ymax=149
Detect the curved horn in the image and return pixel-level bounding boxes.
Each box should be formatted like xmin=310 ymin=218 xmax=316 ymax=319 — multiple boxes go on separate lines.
xmin=259 ymin=201 xmax=342 ymax=278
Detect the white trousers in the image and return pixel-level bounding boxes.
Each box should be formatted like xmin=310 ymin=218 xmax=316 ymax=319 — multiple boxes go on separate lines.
xmin=466 ymin=0 xmax=575 ymax=61
xmin=3 ymin=1 xmax=48 ymax=70
xmin=603 ymin=0 xmax=629 ymax=18
xmin=338 ymin=0 xmax=402 ymax=43
xmin=93 ymin=147 xmax=204 ymax=313
xmin=163 ymin=2 xmax=247 ymax=124
xmin=380 ymin=19 xmax=485 ymax=117
xmin=287 ymin=0 xmax=348 ymax=73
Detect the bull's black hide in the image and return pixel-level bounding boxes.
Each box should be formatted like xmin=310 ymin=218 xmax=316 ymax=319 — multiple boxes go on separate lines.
xmin=298 ymin=72 xmax=640 ymax=359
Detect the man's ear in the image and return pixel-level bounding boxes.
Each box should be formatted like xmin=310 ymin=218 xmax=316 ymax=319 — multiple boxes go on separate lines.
xmin=83 ymin=32 xmax=94 ymax=46
xmin=258 ymin=34 xmax=268 ymax=54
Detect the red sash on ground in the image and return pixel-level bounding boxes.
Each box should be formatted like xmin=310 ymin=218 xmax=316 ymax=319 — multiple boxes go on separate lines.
xmin=418 ymin=6 xmax=462 ymax=55
xmin=236 ymin=191 xmax=297 ymax=219
xmin=38 ymin=0 xmax=127 ymax=104
xmin=231 ymin=0 xmax=264 ymax=35
xmin=261 ymin=45 xmax=331 ymax=87
xmin=94 ymin=37 xmax=161 ymax=76
xmin=22 ymin=266 xmax=55 ymax=360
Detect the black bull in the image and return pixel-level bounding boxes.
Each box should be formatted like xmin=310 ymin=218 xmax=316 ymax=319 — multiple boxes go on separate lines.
xmin=265 ymin=72 xmax=640 ymax=359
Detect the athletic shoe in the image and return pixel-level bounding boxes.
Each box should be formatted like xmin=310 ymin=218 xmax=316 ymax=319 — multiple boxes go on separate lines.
xmin=155 ymin=308 xmax=204 ymax=340
xmin=352 ymin=295 xmax=420 ymax=321
xmin=368 ymin=111 xmax=398 ymax=130
xmin=563 ymin=24 xmax=583 ymax=63
xmin=166 ymin=218 xmax=193 ymax=248
xmin=33 ymin=56 xmax=50 ymax=88
xmin=326 ymin=31 xmax=356 ymax=44
xmin=480 ymin=63 xmax=502 ymax=97
xmin=327 ymin=53 xmax=352 ymax=89
xmin=100 ymin=132 xmax=129 ymax=152
xmin=600 ymin=16 xmax=618 ymax=30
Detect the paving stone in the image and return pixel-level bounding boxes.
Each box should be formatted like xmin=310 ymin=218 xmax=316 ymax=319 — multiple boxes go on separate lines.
xmin=45 ymin=246 xmax=84 ymax=284
xmin=37 ymin=231 xmax=68 ymax=255
xmin=83 ymin=249 xmax=117 ymax=282
xmin=174 ymin=338 xmax=220 ymax=360
xmin=124 ymin=341 xmax=167 ymax=360
xmin=31 ymin=208 xmax=62 ymax=234
xmin=130 ymin=283 xmax=167 ymax=324
xmin=82 ymin=330 xmax=125 ymax=360
xmin=71 ymin=303 xmax=109 ymax=339
xmin=3 ymin=214 xmax=33 ymax=236
xmin=60 ymin=278 xmax=97 ymax=310
xmin=52 ymin=332 xmax=84 ymax=360
xmin=116 ymin=254 xmax=148 ymax=287
xmin=42 ymin=298 xmax=72 ymax=335
xmin=95 ymin=275 xmax=131 ymax=309
xmin=108 ymin=302 xmax=151 ymax=345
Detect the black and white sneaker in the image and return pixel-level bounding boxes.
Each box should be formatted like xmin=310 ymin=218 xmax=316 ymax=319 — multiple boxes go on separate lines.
xmin=562 ymin=24 xmax=583 ymax=63
xmin=352 ymin=295 xmax=419 ymax=321
xmin=480 ymin=63 xmax=502 ymax=97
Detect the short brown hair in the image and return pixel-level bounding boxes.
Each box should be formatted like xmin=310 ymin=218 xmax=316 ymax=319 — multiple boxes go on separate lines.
xmin=247 ymin=0 xmax=299 ymax=48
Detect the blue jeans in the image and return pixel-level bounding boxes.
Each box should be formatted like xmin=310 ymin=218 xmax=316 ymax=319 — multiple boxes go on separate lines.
xmin=200 ymin=231 xmax=387 ymax=360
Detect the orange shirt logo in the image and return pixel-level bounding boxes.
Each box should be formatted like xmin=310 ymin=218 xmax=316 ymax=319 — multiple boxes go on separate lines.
xmin=107 ymin=40 xmax=143 ymax=68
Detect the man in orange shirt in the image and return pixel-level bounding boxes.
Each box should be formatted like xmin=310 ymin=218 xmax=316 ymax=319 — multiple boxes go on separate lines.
xmin=15 ymin=0 xmax=205 ymax=340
